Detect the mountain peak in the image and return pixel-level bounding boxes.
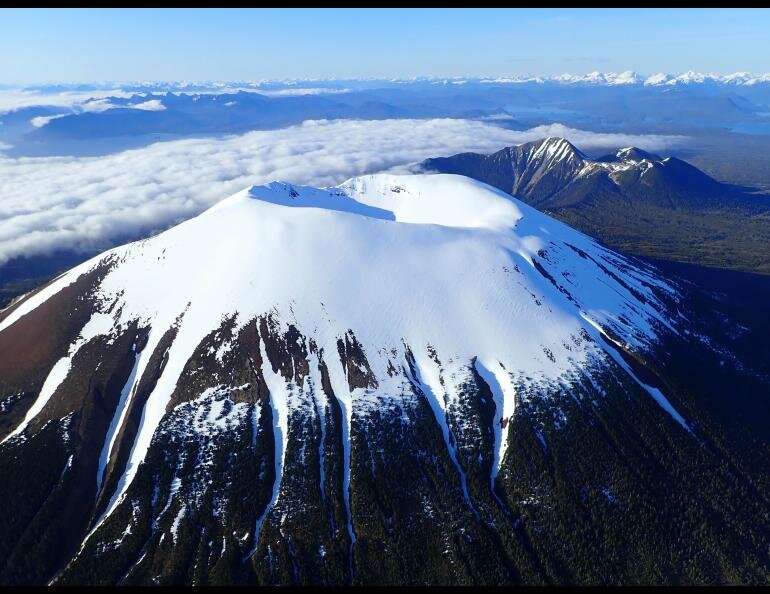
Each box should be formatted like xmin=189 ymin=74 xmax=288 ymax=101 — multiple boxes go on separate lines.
xmin=236 ymin=181 xmax=397 ymax=222
xmin=235 ymin=174 xmax=523 ymax=231
xmin=0 ymin=173 xmax=683 ymax=530
xmin=615 ymin=147 xmax=662 ymax=162
xmin=526 ymin=137 xmax=587 ymax=163
xmin=540 ymin=136 xmax=578 ymax=150
xmin=2 ymin=169 xmax=767 ymax=586
xmin=419 ymin=137 xmax=742 ymax=214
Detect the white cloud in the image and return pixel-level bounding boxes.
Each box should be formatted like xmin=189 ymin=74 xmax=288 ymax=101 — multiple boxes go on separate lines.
xmin=79 ymin=97 xmax=122 ymax=113
xmin=130 ymin=99 xmax=166 ymax=111
xmin=0 ymin=89 xmax=133 ymax=114
xmin=77 ymin=97 xmax=166 ymax=113
xmin=30 ymin=114 xmax=68 ymax=128
xmin=0 ymin=118 xmax=685 ymax=265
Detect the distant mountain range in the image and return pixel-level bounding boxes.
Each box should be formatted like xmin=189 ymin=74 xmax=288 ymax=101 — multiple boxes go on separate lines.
xmin=0 ymin=90 xmax=520 ymax=157
xmin=421 ymin=138 xmax=770 ymax=273
xmin=5 ymin=73 xmax=770 ymax=159
xmin=10 ymin=71 xmax=770 ymax=92
xmin=482 ymin=71 xmax=770 ymax=86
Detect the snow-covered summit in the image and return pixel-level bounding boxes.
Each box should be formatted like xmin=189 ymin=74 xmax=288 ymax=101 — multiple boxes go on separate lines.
xmin=551 ymin=71 xmax=643 ymax=86
xmin=0 ymin=173 xmax=691 ymax=543
xmin=236 ymin=175 xmax=523 ymax=231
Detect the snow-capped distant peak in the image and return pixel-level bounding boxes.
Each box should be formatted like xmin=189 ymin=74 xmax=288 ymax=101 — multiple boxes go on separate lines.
xmin=481 ymin=71 xmax=770 ymax=87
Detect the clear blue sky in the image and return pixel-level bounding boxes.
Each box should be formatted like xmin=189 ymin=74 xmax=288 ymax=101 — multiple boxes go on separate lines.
xmin=2 ymin=8 xmax=769 ymax=84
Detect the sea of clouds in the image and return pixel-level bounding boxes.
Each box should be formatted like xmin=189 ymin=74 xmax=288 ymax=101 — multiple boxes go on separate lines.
xmin=0 ymin=118 xmax=685 ymax=266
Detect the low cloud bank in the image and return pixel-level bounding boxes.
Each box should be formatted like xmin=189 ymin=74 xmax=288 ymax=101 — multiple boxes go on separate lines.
xmin=0 ymin=118 xmax=685 ymax=265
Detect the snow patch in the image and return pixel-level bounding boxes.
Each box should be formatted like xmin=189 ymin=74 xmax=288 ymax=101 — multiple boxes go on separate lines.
xmin=246 ymin=335 xmax=289 ymax=558
xmin=473 ymin=359 xmax=516 ymax=486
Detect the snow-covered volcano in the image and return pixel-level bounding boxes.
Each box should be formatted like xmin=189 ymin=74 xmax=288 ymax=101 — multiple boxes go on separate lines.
xmin=4 ymin=173 xmax=764 ymax=587
xmin=1 ymin=173 xmax=685 ymax=466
